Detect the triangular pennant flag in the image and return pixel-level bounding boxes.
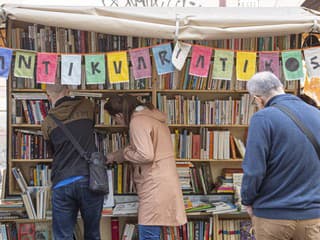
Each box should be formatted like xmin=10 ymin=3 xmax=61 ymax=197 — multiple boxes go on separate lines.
xmin=36 ymin=52 xmax=58 ymax=84
xmin=304 ymin=77 xmax=320 ymax=106
xmin=236 ymin=51 xmax=257 ymax=81
xmin=172 ymin=41 xmax=191 ymax=71
xmin=107 ymin=51 xmax=129 ymax=84
xmin=152 ymin=43 xmax=175 ymax=75
xmin=259 ymin=52 xmax=280 ymax=79
xmin=129 ymin=48 xmax=152 ymax=80
xmin=303 ymin=47 xmax=320 ymax=78
xmin=14 ymin=51 xmax=36 ymax=79
xmin=0 ymin=48 xmax=13 ymax=79
xmin=85 ymin=54 xmax=106 ymax=84
xmin=189 ymin=45 xmax=212 ymax=77
xmin=282 ymin=50 xmax=304 ymax=80
xmin=61 ymin=55 xmax=82 ymax=85
xmin=212 ymin=49 xmax=234 ymax=80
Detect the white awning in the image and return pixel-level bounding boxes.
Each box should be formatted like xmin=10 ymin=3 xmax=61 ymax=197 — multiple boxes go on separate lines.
xmin=2 ymin=5 xmax=320 ymax=40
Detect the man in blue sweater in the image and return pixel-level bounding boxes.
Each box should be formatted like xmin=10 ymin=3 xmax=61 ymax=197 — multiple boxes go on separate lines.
xmin=241 ymin=71 xmax=320 ymax=239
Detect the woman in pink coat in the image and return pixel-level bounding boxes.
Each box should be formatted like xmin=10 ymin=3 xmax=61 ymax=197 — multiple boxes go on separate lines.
xmin=105 ymin=94 xmax=187 ymax=240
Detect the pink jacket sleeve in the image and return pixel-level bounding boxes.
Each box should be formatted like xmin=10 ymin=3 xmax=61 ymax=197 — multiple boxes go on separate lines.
xmin=123 ymin=117 xmax=154 ymax=164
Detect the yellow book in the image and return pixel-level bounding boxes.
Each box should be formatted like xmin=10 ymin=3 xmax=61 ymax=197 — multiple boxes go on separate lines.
xmin=117 ymin=164 xmax=123 ymax=194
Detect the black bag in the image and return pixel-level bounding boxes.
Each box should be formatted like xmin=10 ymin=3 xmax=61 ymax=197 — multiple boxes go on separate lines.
xmin=49 ymin=114 xmax=109 ymax=195
xmin=87 ymin=152 xmax=109 ymax=194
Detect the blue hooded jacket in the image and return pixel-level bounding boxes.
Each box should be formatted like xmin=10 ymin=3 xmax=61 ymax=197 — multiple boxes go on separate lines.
xmin=241 ymin=94 xmax=320 ymax=220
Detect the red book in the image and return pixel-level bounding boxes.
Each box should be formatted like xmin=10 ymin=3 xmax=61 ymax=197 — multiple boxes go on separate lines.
xmin=192 ymin=134 xmax=201 ymax=159
xmin=17 ymin=223 xmax=35 ymax=240
xmin=111 ymin=218 xmax=120 ymax=240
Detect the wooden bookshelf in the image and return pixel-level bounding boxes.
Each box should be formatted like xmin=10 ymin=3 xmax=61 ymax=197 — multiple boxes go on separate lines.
xmin=5 ymin=15 xmax=301 ymax=240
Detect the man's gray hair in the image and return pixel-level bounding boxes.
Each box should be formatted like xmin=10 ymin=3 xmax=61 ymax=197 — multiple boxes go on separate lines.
xmin=247 ymin=71 xmax=283 ymax=97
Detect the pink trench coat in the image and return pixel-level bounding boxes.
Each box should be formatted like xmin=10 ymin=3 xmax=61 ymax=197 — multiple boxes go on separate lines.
xmin=123 ymin=107 xmax=187 ymax=226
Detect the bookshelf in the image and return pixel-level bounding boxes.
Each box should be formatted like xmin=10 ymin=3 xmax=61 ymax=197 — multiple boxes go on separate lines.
xmin=4 ymin=8 xmax=302 ymax=240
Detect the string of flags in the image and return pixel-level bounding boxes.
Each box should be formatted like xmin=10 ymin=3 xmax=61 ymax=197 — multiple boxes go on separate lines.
xmin=0 ymin=41 xmax=318 ymax=85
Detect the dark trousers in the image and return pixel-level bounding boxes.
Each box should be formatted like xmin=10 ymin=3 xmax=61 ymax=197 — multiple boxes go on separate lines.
xmin=138 ymin=225 xmax=161 ymax=240
xmin=52 ymin=177 xmax=104 ymax=240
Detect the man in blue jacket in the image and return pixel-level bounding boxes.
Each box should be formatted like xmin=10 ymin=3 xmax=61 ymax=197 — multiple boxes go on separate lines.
xmin=241 ymin=71 xmax=320 ymax=240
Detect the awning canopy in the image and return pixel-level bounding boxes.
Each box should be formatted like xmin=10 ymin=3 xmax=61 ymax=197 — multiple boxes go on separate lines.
xmin=2 ymin=4 xmax=320 ymax=40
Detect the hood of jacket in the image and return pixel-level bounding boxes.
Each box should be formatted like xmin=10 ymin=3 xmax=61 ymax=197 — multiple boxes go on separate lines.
xmin=48 ymin=96 xmax=84 ymax=121
xmin=132 ymin=107 xmax=166 ymax=123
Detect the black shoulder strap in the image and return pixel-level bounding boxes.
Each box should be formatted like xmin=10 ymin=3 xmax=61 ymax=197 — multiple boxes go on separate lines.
xmin=273 ymin=104 xmax=320 ymax=160
xmin=49 ymin=114 xmax=89 ymax=162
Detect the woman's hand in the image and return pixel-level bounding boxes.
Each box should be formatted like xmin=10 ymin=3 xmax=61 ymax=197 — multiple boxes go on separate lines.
xmin=106 ymin=149 xmax=125 ymax=164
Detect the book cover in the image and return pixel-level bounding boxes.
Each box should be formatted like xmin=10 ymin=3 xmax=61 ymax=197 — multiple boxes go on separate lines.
xmin=35 ymin=223 xmax=51 ymax=240
xmin=111 ymin=218 xmax=120 ymax=240
xmin=17 ymin=223 xmax=35 ymax=240
xmin=240 ymin=220 xmax=255 ymax=240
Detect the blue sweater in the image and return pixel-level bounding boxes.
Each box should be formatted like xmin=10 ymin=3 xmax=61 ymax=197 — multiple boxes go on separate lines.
xmin=241 ymin=94 xmax=320 ymax=220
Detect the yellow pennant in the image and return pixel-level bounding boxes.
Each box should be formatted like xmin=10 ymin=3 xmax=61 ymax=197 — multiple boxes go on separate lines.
xmin=236 ymin=51 xmax=257 ymax=81
xmin=107 ymin=51 xmax=129 ymax=84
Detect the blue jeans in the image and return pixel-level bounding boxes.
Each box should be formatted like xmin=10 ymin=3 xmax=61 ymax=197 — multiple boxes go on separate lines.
xmin=138 ymin=225 xmax=161 ymax=240
xmin=52 ymin=177 xmax=104 ymax=240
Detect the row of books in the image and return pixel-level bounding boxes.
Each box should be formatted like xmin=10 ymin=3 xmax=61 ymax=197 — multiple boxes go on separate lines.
xmin=12 ymin=129 xmax=52 ymax=159
xmin=190 ymin=34 xmax=301 ymax=51
xmin=177 ymin=162 xmax=215 ymax=195
xmin=157 ymin=94 xmax=257 ymax=125
xmin=11 ymin=25 xmax=300 ymax=53
xmin=11 ymin=25 xmax=143 ymax=53
xmin=13 ymin=99 xmax=51 ymax=125
xmin=11 ymin=71 xmax=152 ymax=90
xmin=12 ymin=165 xmax=51 ymax=189
xmin=216 ymin=168 xmax=244 ymax=194
xmin=219 ymin=219 xmax=255 ymax=240
xmin=12 ymin=167 xmax=52 ymax=220
xmin=11 ymin=127 xmax=245 ymax=162
xmin=0 ymin=222 xmax=52 ymax=240
xmin=172 ymin=129 xmax=246 ymax=160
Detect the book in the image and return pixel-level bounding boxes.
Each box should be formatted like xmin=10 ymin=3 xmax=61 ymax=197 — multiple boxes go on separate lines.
xmin=12 ymin=168 xmax=28 ymax=193
xmin=17 ymin=222 xmax=35 ymax=240
xmin=112 ymin=202 xmax=138 ymax=215
xmin=111 ymin=218 xmax=120 ymax=240
xmin=206 ymin=202 xmax=237 ymax=214
xmin=35 ymin=222 xmax=51 ymax=240
xmin=240 ymin=220 xmax=256 ymax=240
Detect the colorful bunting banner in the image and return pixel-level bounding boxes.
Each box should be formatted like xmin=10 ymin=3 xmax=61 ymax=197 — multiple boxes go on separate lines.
xmin=282 ymin=50 xmax=304 ymax=80
xmin=36 ymin=53 xmax=58 ymax=84
xmin=85 ymin=54 xmax=106 ymax=84
xmin=129 ymin=48 xmax=152 ymax=80
xmin=189 ymin=45 xmax=212 ymax=77
xmin=172 ymin=41 xmax=192 ymax=71
xmin=0 ymin=48 xmax=13 ymax=79
xmin=107 ymin=51 xmax=129 ymax=84
xmin=259 ymin=52 xmax=280 ymax=78
xmin=152 ymin=43 xmax=175 ymax=75
xmin=212 ymin=49 xmax=234 ymax=80
xmin=7 ymin=42 xmax=320 ymax=89
xmin=236 ymin=51 xmax=257 ymax=81
xmin=14 ymin=51 xmax=36 ymax=79
xmin=303 ymin=48 xmax=320 ymax=78
xmin=61 ymin=55 xmax=82 ymax=85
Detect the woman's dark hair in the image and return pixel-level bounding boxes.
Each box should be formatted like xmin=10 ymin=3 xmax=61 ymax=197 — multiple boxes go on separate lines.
xmin=104 ymin=94 xmax=154 ymax=125
xmin=300 ymin=93 xmax=318 ymax=108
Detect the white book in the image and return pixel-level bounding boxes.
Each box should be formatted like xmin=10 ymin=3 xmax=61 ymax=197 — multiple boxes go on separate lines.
xmin=112 ymin=202 xmax=138 ymax=215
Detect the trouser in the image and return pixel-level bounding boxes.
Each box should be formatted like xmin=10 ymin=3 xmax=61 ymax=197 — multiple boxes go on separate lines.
xmin=52 ymin=177 xmax=104 ymax=240
xmin=252 ymin=215 xmax=320 ymax=240
xmin=138 ymin=225 xmax=161 ymax=240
